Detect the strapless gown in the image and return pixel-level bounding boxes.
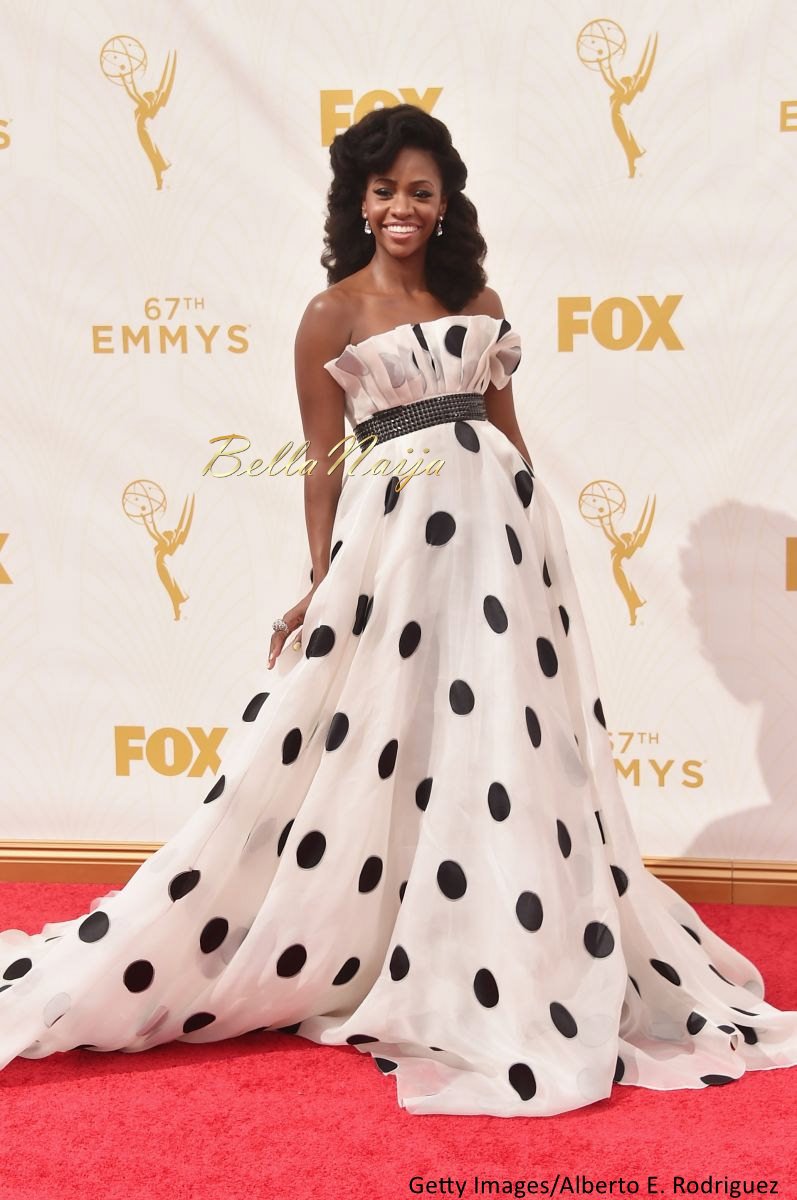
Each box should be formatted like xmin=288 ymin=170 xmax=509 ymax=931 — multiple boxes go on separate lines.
xmin=2 ymin=313 xmax=797 ymax=1117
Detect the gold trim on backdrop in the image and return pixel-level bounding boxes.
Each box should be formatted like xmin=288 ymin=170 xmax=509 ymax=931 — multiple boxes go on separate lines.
xmin=0 ymin=842 xmax=796 ymax=906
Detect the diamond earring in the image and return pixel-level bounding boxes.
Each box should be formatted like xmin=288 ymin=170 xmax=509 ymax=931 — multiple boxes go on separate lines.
xmin=363 ymin=216 xmax=372 ymax=235
xmin=436 ymin=215 xmax=444 ymax=236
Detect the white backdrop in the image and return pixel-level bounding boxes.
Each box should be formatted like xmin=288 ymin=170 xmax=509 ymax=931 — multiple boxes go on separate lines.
xmin=1 ymin=0 xmax=796 ymax=862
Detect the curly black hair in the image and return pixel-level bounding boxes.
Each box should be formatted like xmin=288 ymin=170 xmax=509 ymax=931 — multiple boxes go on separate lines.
xmin=320 ymin=104 xmax=487 ymax=313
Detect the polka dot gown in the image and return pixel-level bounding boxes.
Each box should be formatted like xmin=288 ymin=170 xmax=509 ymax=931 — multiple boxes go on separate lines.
xmin=2 ymin=314 xmax=797 ymax=1117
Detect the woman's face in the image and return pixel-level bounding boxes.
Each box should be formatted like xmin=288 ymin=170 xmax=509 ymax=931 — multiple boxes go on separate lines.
xmin=362 ymin=146 xmax=446 ymax=256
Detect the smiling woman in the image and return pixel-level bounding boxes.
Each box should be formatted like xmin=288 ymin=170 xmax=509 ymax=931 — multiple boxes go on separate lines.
xmin=3 ymin=102 xmax=797 ymax=1121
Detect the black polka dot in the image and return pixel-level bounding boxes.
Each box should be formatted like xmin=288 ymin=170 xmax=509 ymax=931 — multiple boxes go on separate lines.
xmin=123 ymin=960 xmax=154 ymax=992
xmin=483 ymin=596 xmax=508 ymax=633
xmin=277 ymin=819 xmax=294 ymax=856
xmin=508 ymin=1062 xmax=536 ymax=1100
xmin=557 ymin=819 xmax=572 ymax=858
xmin=474 ymin=968 xmax=499 ymax=1007
xmin=559 ymin=606 xmax=570 ymax=635
xmin=389 ymin=946 xmax=410 ymax=980
xmin=731 ymin=1006 xmax=760 ymax=1016
xmin=332 ymin=957 xmax=360 ymax=986
xmin=515 ymin=470 xmax=534 ymax=507
xmin=506 ymin=525 xmax=522 ymax=565
xmin=242 ymin=693 xmax=269 ymax=722
xmin=0 ymin=985 xmax=11 ymax=994
xmin=169 ymin=869 xmax=201 ymax=901
xmin=629 ymin=975 xmax=641 ymax=996
xmin=718 ymin=1024 xmax=737 ymax=1034
xmin=542 ymin=559 xmax=551 ymax=587
xmin=204 ymin=774 xmax=225 ymax=804
xmin=326 ymin=712 xmax=349 ymax=751
xmin=330 ymin=539 xmax=343 ymax=562
xmin=733 ymin=1024 xmax=758 ymax=1045
xmin=613 ymin=1056 xmax=625 ymax=1083
xmin=200 ymin=918 xmax=229 ymax=953
xmin=412 ymin=325 xmax=430 ymax=351
xmin=282 ymin=728 xmax=302 ymax=764
xmin=700 ymin=1074 xmax=736 ymax=1087
xmin=296 ymin=831 xmax=327 ymax=869
xmin=183 ymin=1012 xmax=216 ymax=1033
xmin=399 ymin=880 xmax=407 ymax=902
xmin=358 ymin=856 xmax=383 ymax=892
xmin=611 ymin=865 xmax=629 ymax=896
xmin=416 ymin=777 xmax=432 ymax=811
xmin=78 ymin=911 xmax=110 ymax=942
xmin=550 ymin=1002 xmax=578 ymax=1038
xmin=537 ymin=637 xmax=558 ymax=677
xmin=426 ymin=511 xmax=456 ymax=546
xmin=444 ymin=324 xmax=467 ymax=356
xmin=276 ymin=944 xmax=307 ymax=977
xmin=375 ymin=1057 xmax=399 ymax=1074
xmin=3 ymin=958 xmax=32 ymax=981
xmin=385 ymin=478 xmax=401 ymax=514
xmin=449 ymin=679 xmax=474 ymax=714
xmin=454 ymin=421 xmax=481 ymax=452
xmin=437 ymin=860 xmax=467 ymax=899
xmin=378 ymin=739 xmax=398 ymax=778
xmin=709 ymin=964 xmax=734 ymax=985
xmin=594 ymin=810 xmax=606 ymax=844
xmin=488 ymin=782 xmax=511 ymax=821
xmin=516 ymin=891 xmax=543 ymax=931
xmin=306 ymin=625 xmax=335 ymax=658
xmin=525 ymin=706 xmax=542 ymax=747
xmin=681 ymin=924 xmax=702 ymax=944
xmin=347 ymin=1034 xmax=379 ymax=1045
xmin=594 ymin=698 xmax=606 ymax=728
xmin=584 ymin=921 xmax=615 ymax=958
xmin=353 ymin=594 xmax=374 ymax=635
xmin=651 ymin=959 xmax=681 ymax=986
xmin=399 ymin=622 xmax=422 ymax=657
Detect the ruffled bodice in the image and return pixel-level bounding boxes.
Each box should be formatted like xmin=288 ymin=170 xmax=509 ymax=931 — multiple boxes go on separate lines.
xmin=322 ymin=313 xmax=522 ymax=427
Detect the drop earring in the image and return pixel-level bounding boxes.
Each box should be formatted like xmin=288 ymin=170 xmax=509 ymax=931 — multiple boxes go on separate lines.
xmin=436 ymin=215 xmax=444 ymax=236
xmin=363 ymin=215 xmax=372 ymax=235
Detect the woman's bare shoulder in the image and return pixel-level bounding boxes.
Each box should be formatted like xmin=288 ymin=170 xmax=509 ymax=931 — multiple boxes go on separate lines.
xmin=461 ymin=285 xmax=505 ymax=319
xmin=295 ymin=284 xmax=357 ymax=359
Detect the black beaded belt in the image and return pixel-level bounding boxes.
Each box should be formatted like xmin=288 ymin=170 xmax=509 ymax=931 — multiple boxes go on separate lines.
xmin=351 ymin=391 xmax=487 ymax=448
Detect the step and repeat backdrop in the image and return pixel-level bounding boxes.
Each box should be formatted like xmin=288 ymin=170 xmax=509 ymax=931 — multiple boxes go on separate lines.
xmin=1 ymin=1 xmax=796 ymax=861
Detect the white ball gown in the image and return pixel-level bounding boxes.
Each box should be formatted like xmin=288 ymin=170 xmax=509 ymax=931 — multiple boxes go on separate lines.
xmin=2 ymin=313 xmax=797 ymax=1117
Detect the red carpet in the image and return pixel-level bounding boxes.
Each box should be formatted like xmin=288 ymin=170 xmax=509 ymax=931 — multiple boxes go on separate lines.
xmin=1 ymin=883 xmax=795 ymax=1200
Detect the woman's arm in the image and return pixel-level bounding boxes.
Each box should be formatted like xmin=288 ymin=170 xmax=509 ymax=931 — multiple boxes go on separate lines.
xmin=293 ymin=291 xmax=351 ymax=587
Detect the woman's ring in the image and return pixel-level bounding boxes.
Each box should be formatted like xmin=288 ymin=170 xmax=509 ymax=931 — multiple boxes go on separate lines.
xmin=272 ymin=618 xmax=289 ymax=632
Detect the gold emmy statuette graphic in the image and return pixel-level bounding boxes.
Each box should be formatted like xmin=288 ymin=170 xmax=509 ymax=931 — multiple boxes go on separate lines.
xmin=123 ymin=480 xmax=195 ymax=621
xmin=100 ymin=35 xmax=177 ymax=190
xmin=579 ymin=480 xmax=656 ymax=626
xmin=576 ymin=19 xmax=658 ymax=178
xmin=0 ymin=532 xmax=11 ymax=583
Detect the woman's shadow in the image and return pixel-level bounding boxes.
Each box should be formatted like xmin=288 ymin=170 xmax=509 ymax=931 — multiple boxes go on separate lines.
xmin=679 ymin=500 xmax=797 ymax=859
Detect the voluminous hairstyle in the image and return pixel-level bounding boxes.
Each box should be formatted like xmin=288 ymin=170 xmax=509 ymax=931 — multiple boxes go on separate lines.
xmin=321 ymin=104 xmax=487 ymax=313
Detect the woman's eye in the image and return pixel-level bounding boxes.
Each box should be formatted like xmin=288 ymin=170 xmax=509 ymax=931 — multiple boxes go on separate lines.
xmin=373 ymin=188 xmax=433 ymax=199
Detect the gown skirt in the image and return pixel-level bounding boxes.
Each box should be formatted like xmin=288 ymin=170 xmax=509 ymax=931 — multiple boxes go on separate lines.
xmin=2 ymin=313 xmax=797 ymax=1117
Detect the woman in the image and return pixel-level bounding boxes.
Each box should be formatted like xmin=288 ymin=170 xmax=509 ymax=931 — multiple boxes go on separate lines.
xmin=1 ymin=104 xmax=796 ymax=1118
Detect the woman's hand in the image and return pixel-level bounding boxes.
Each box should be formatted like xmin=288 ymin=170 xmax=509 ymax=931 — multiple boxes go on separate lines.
xmin=267 ymin=585 xmax=318 ymax=669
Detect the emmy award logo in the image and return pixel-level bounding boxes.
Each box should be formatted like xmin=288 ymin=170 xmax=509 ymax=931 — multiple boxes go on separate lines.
xmin=100 ymin=36 xmax=177 ymax=190
xmin=123 ymin=480 xmax=195 ymax=621
xmin=0 ymin=532 xmax=10 ymax=584
xmin=576 ymin=19 xmax=658 ymax=178
xmin=578 ymin=480 xmax=656 ymax=626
